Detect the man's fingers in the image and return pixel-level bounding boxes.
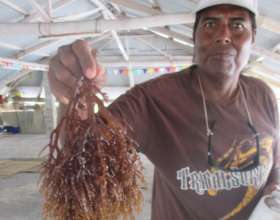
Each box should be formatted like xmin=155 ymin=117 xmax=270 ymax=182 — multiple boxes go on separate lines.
xmin=91 ymin=48 xmax=97 ymax=57
xmin=95 ymin=65 xmax=106 ymax=87
xmin=71 ymin=40 xmax=97 ymax=79
xmin=57 ymin=45 xmax=83 ymax=78
xmin=48 ymin=67 xmax=73 ymax=105
xmin=49 ymin=56 xmax=78 ymax=90
xmin=48 ymin=40 xmax=107 ymax=106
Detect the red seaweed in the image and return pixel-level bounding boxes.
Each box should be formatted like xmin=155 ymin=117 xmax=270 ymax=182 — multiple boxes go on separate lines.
xmin=40 ymin=77 xmax=144 ymax=220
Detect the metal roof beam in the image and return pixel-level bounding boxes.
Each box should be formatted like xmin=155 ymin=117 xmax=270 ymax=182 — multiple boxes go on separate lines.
xmin=112 ymin=0 xmax=280 ymax=34
xmin=15 ymin=40 xmax=57 ymax=59
xmin=89 ymin=0 xmax=129 ymax=61
xmin=7 ymin=0 xmax=76 ymax=60
xmin=0 ymin=0 xmax=29 ymax=16
xmin=48 ymin=0 xmax=52 ymax=17
xmin=135 ymin=37 xmax=173 ymax=60
xmin=111 ymin=0 xmax=194 ymax=47
xmin=258 ymin=16 xmax=280 ymax=35
xmin=149 ymin=27 xmax=194 ymax=47
xmin=52 ymin=8 xmax=101 ymax=22
xmin=1 ymin=13 xmax=194 ymax=36
xmin=18 ymin=0 xmax=76 ymax=22
xmin=111 ymin=0 xmax=162 ymax=15
xmin=253 ymin=46 xmax=280 ymax=62
xmin=0 ymin=41 xmax=49 ymax=57
xmin=14 ymin=8 xmax=102 ymax=58
xmin=26 ymin=0 xmax=51 ymax=22
xmin=0 ymin=41 xmax=22 ymax=50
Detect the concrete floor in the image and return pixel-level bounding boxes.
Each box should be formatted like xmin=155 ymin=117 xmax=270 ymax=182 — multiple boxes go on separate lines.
xmin=0 ymin=134 xmax=154 ymax=220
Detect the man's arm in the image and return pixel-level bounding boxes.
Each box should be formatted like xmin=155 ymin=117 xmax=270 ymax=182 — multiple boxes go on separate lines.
xmin=263 ymin=86 xmax=280 ymax=195
xmin=264 ymin=165 xmax=280 ymax=195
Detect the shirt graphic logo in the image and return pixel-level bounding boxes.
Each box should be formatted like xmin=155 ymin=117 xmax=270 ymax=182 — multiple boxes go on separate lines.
xmin=176 ymin=165 xmax=268 ymax=195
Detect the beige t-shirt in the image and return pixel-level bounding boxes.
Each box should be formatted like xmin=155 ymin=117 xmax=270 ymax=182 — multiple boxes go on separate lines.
xmin=108 ymin=66 xmax=280 ymax=220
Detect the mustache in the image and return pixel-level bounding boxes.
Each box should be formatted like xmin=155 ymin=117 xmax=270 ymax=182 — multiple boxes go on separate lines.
xmin=207 ymin=47 xmax=237 ymax=56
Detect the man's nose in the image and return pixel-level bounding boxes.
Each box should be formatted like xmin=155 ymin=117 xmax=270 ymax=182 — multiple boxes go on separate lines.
xmin=215 ymin=25 xmax=232 ymax=45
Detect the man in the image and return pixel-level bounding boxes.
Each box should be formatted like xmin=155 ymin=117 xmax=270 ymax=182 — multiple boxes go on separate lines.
xmin=48 ymin=0 xmax=280 ymax=219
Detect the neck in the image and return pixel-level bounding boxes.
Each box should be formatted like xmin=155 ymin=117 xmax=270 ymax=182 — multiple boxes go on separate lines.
xmin=195 ymin=67 xmax=240 ymax=103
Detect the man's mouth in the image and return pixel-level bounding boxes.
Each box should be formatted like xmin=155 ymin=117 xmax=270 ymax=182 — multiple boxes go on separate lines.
xmin=208 ymin=53 xmax=235 ymax=61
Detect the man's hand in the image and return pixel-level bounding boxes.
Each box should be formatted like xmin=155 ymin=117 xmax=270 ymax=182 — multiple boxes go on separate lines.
xmin=263 ymin=183 xmax=278 ymax=196
xmin=48 ymin=39 xmax=106 ymax=105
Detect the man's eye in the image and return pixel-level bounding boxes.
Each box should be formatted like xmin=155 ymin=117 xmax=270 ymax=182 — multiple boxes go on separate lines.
xmin=232 ymin=22 xmax=245 ymax=31
xmin=204 ymin=21 xmax=216 ymax=28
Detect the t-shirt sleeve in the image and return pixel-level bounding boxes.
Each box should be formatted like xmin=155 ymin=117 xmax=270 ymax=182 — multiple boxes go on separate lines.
xmin=263 ymin=84 xmax=280 ymax=186
xmin=107 ymin=85 xmax=151 ymax=153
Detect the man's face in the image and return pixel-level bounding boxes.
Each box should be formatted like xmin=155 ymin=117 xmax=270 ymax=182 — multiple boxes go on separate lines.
xmin=193 ymin=5 xmax=255 ymax=78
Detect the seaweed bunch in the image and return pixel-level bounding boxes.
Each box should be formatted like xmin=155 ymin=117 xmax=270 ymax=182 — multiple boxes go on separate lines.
xmin=40 ymin=77 xmax=144 ymax=220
